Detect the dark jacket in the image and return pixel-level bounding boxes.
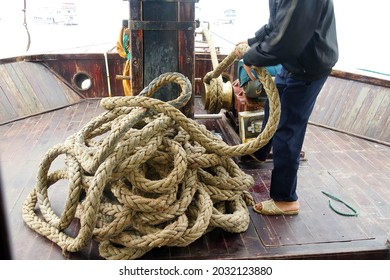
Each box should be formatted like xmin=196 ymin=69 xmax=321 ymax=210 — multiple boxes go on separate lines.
xmin=244 ymin=0 xmax=339 ymax=81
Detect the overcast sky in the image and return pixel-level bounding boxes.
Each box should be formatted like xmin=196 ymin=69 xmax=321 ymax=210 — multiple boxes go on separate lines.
xmin=0 ymin=0 xmax=389 ymax=75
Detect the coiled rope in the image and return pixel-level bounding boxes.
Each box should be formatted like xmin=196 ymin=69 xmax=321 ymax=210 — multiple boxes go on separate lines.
xmin=201 ymin=27 xmax=248 ymax=114
xmin=22 ymin=45 xmax=280 ymax=260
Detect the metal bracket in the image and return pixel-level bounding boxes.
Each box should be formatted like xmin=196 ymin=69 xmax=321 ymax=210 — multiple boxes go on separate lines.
xmin=130 ymin=20 xmax=196 ymax=31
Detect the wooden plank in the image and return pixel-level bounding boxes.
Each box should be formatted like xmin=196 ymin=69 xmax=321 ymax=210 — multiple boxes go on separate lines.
xmin=330 ymin=80 xmax=356 ymax=129
xmin=203 ymin=228 xmax=229 ymax=257
xmin=375 ymin=94 xmax=390 ymax=141
xmin=325 ymin=78 xmax=353 ymax=127
xmin=239 ymin=217 xmax=269 ymax=258
xmin=42 ymin=62 xmax=84 ymax=105
xmin=331 ymin=69 xmax=390 ymax=88
xmin=313 ymin=77 xmax=346 ymax=125
xmin=0 ymin=64 xmax=32 ymax=116
xmin=0 ymin=82 xmax=18 ymax=122
xmin=186 ymin=232 xmax=211 ymax=259
xmin=355 ymin=87 xmax=386 ymax=139
xmin=0 ymin=62 xmax=83 ymax=125
xmin=6 ymin=63 xmax=44 ymax=114
xmin=380 ymin=118 xmax=390 ymax=142
xmin=222 ymin=231 xmax=252 ymax=259
xmin=37 ymin=63 xmax=73 ymax=106
xmin=18 ymin=62 xmax=52 ymax=109
xmin=311 ymin=76 xmax=390 ymax=144
xmin=336 ymin=83 xmax=367 ymax=131
xmin=10 ymin=62 xmax=46 ymax=112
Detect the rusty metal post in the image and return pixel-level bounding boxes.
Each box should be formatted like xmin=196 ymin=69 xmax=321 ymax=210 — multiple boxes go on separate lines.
xmin=127 ymin=0 xmax=196 ymax=118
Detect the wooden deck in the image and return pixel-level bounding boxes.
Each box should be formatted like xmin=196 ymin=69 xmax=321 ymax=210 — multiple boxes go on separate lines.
xmin=0 ymin=97 xmax=389 ymax=260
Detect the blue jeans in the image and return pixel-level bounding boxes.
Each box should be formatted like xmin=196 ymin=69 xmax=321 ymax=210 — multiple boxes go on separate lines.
xmin=256 ymin=67 xmax=328 ymax=201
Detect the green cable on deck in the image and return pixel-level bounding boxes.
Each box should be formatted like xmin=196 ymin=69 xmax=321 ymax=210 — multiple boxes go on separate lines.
xmin=321 ymin=191 xmax=358 ymax=217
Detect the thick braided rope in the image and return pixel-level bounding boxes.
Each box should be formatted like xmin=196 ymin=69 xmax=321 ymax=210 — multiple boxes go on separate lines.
xmin=103 ymin=71 xmax=279 ymax=157
xmin=22 ymin=61 xmax=280 ymax=260
xmin=202 ymin=27 xmax=250 ymax=114
xmin=202 ymin=27 xmax=223 ymax=113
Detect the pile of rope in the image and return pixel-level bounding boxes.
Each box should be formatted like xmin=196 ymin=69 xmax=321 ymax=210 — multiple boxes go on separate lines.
xmin=22 ymin=45 xmax=280 ymax=260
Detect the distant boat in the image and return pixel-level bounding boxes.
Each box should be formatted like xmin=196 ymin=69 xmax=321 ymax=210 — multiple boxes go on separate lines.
xmin=216 ymin=9 xmax=237 ymax=25
xmin=32 ymin=2 xmax=78 ymax=25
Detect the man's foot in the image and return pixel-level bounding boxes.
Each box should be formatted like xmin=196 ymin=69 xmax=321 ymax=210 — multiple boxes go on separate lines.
xmin=253 ymin=199 xmax=300 ymax=215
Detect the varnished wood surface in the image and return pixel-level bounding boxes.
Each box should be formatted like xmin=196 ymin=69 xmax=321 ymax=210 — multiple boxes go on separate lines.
xmin=0 ymin=98 xmax=389 ymax=260
xmin=309 ymin=75 xmax=390 ymax=145
xmin=330 ymin=69 xmax=390 ymax=88
xmin=0 ymin=61 xmax=82 ymax=125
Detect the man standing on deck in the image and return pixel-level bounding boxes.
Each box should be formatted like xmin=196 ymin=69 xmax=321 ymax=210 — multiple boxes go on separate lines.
xmin=236 ymin=0 xmax=339 ymax=215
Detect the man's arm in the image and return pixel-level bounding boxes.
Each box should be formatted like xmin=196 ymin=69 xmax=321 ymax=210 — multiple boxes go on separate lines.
xmin=243 ymin=0 xmax=324 ymax=67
